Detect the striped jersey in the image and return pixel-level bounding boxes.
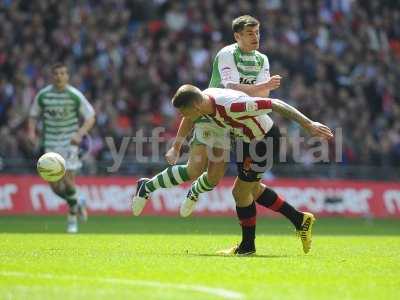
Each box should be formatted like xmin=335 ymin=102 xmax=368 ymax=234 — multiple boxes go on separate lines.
xmin=30 ymin=84 xmax=95 ymax=149
xmin=203 ymin=88 xmax=273 ymax=142
xmin=194 ymin=43 xmax=273 ymax=134
xmin=209 ymin=43 xmax=270 ymax=88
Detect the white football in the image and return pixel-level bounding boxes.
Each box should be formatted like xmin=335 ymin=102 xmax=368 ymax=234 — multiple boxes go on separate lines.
xmin=37 ymin=152 xmax=66 ymax=182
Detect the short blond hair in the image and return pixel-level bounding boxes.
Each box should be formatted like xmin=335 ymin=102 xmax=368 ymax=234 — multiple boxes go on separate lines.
xmin=171 ymin=84 xmax=202 ymax=108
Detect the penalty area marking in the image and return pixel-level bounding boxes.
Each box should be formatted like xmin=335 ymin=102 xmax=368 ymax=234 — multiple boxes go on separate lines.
xmin=0 ymin=271 xmax=245 ymax=300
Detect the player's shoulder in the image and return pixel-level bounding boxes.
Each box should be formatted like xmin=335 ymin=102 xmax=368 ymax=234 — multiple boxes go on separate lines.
xmin=203 ymin=87 xmax=247 ymax=100
xmin=36 ymin=84 xmax=53 ymax=96
xmin=203 ymin=87 xmax=227 ymax=100
xmin=215 ymin=44 xmax=237 ymax=57
xmin=255 ymin=50 xmax=270 ymax=66
xmin=66 ymin=85 xmax=87 ymax=100
xmin=203 ymin=87 xmax=222 ymax=94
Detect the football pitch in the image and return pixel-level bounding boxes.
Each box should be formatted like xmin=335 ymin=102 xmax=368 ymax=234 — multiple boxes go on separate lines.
xmin=0 ymin=216 xmax=399 ymax=300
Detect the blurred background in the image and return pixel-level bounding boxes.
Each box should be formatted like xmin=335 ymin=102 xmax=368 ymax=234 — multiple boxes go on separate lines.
xmin=1 ymin=4 xmax=399 ymax=298
xmin=0 ymin=0 xmax=400 ymax=181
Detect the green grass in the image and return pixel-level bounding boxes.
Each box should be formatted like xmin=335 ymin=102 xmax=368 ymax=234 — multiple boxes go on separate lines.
xmin=0 ymin=216 xmax=399 ymax=300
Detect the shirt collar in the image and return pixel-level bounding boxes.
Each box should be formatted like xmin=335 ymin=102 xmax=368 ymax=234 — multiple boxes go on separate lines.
xmin=204 ymin=93 xmax=216 ymax=117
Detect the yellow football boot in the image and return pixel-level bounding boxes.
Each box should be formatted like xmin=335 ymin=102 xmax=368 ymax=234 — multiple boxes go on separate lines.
xmin=297 ymin=212 xmax=316 ymax=254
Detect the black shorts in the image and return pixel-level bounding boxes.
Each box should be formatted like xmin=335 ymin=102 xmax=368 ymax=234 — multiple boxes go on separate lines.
xmin=235 ymin=124 xmax=281 ymax=182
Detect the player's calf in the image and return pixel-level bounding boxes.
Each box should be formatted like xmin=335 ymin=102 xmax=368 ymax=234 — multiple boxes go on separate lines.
xmin=78 ymin=195 xmax=88 ymax=222
xmin=255 ymin=187 xmax=304 ymax=230
xmin=67 ymin=204 xmax=79 ymax=234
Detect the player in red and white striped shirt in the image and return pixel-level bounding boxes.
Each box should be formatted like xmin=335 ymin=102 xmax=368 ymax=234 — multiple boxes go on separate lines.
xmin=201 ymin=87 xmax=274 ymax=142
xmin=172 ymin=84 xmax=333 ymax=255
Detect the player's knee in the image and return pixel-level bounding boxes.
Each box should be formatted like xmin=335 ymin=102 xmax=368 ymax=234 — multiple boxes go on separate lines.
xmin=63 ymin=179 xmax=75 ymax=191
xmin=252 ymin=183 xmax=265 ymax=200
xmin=232 ymin=190 xmax=252 ymax=206
xmin=63 ymin=171 xmax=75 ymax=186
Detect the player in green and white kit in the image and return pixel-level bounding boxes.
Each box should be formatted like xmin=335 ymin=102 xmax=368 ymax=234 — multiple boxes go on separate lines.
xmin=28 ymin=63 xmax=96 ymax=233
xmin=132 ymin=15 xmax=281 ymax=217
xmin=179 ymin=15 xmax=283 ymax=215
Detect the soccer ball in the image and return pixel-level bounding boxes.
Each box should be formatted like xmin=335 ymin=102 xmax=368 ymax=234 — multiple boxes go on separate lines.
xmin=37 ymin=152 xmax=66 ymax=182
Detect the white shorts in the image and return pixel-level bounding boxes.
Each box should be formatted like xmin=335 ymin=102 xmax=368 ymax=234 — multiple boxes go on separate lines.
xmin=191 ymin=119 xmax=231 ymax=150
xmin=45 ymin=145 xmax=82 ymax=171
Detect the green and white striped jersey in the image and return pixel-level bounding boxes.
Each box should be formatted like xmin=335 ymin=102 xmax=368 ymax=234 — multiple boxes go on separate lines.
xmin=30 ymin=84 xmax=95 ymax=149
xmin=209 ymin=43 xmax=270 ymax=88
xmin=192 ymin=43 xmax=272 ymax=148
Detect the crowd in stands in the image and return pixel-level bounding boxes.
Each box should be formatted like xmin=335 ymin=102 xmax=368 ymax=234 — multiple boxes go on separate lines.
xmin=0 ymin=0 xmax=399 ymax=173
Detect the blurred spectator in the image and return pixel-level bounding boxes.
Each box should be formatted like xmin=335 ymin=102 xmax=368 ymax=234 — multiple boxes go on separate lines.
xmin=0 ymin=0 xmax=399 ymax=173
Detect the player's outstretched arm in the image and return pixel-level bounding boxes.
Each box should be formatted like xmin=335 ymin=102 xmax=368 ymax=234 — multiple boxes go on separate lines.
xmin=271 ymin=99 xmax=333 ymax=140
xmin=165 ymin=117 xmax=194 ymax=165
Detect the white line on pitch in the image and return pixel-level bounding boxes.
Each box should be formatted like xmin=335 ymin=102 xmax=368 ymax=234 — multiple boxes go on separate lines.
xmin=0 ymin=271 xmax=245 ymax=300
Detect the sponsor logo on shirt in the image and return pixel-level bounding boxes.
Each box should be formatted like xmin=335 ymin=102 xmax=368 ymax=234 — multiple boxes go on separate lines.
xmin=239 ymin=77 xmax=256 ymax=84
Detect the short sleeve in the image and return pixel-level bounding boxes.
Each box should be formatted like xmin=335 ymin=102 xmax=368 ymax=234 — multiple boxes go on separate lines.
xmin=78 ymin=94 xmax=95 ymax=119
xmin=255 ymin=54 xmax=270 ymax=83
xmin=70 ymin=87 xmax=95 ymax=119
xmin=217 ymin=51 xmax=241 ymax=87
xmin=29 ymin=93 xmax=41 ymax=118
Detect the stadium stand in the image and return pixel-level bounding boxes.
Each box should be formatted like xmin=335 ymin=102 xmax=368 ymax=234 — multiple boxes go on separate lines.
xmin=0 ymin=0 xmax=399 ymax=178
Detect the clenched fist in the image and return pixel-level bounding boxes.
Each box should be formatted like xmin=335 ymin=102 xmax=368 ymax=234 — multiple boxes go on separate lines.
xmin=265 ymin=75 xmax=282 ymax=91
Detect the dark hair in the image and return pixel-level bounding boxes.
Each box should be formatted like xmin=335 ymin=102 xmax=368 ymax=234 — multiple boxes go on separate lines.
xmin=51 ymin=62 xmax=67 ymax=73
xmin=172 ymin=85 xmax=202 ymax=108
xmin=232 ymin=15 xmax=260 ymax=33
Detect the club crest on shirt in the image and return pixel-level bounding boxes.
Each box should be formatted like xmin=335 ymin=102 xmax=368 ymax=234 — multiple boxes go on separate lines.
xmin=221 ymin=67 xmax=232 ymax=81
xmin=246 ymin=102 xmax=258 ymax=112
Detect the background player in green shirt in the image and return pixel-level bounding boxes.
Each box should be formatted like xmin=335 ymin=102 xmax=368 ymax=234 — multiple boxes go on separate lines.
xmin=28 ymin=63 xmax=96 ymax=233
